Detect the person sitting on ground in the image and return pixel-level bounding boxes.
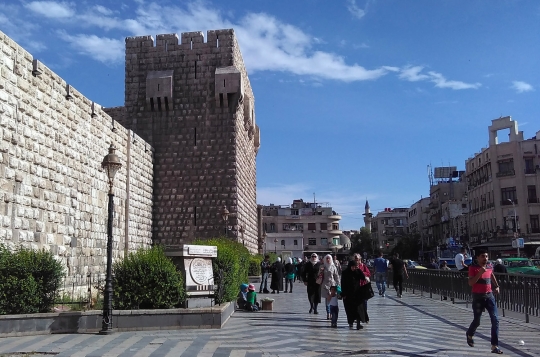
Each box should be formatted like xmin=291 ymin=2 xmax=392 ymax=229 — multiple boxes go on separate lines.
xmin=237 ymin=283 xmax=248 ymax=310
xmin=440 ymin=261 xmax=451 ymax=270
xmin=246 ymin=284 xmax=259 ymax=311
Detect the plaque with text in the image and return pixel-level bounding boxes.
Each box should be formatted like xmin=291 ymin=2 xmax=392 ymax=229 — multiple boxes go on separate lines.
xmin=190 ymin=258 xmax=213 ymax=285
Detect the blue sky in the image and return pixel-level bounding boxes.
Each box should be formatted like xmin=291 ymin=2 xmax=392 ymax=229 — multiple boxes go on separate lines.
xmin=2 ymin=0 xmax=539 ymax=230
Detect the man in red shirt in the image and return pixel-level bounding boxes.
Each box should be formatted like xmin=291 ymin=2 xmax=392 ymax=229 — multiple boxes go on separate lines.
xmin=466 ymin=249 xmax=502 ymax=354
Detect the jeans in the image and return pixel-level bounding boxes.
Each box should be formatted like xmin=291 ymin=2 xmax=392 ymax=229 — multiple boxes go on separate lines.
xmin=330 ymin=305 xmax=339 ymax=325
xmin=259 ymin=273 xmax=269 ymax=292
xmin=467 ymin=294 xmax=499 ymax=346
xmin=375 ymin=272 xmax=386 ymax=294
xmin=284 ymin=278 xmax=293 ymax=292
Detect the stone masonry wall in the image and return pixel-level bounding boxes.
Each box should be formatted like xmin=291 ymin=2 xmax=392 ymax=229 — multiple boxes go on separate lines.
xmin=0 ymin=30 xmax=153 ymax=296
xmin=105 ymin=29 xmax=259 ymax=252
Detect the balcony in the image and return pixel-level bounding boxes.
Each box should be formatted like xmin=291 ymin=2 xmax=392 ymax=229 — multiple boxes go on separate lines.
xmin=496 ymin=170 xmax=515 ymax=178
xmin=328 ymin=229 xmax=342 ymax=235
xmin=528 ymin=197 xmax=540 ymax=204
xmin=501 ymin=199 xmax=518 ymax=205
xmin=328 ymin=214 xmax=342 ymax=220
xmin=525 ymin=168 xmax=536 ymax=175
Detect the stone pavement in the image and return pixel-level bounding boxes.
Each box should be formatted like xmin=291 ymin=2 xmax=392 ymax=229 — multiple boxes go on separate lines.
xmin=1 ymin=282 xmax=539 ymax=357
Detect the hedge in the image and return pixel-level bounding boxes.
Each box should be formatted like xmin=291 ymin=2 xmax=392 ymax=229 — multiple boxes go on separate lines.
xmin=0 ymin=246 xmax=65 ymax=315
xmin=193 ymin=237 xmax=250 ymax=304
xmin=112 ymin=246 xmax=186 ymax=309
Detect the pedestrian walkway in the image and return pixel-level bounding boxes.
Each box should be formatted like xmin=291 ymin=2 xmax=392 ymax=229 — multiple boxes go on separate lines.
xmin=1 ymin=283 xmax=539 ymax=357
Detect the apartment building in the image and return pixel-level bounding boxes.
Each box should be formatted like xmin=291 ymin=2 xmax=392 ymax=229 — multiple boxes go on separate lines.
xmin=466 ymin=116 xmax=540 ymax=257
xmin=408 ymin=197 xmax=430 ymax=246
xmin=371 ymin=208 xmax=408 ymax=251
xmin=261 ymin=199 xmax=343 ymax=257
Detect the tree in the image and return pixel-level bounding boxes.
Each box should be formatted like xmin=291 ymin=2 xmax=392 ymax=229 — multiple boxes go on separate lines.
xmin=350 ymin=227 xmax=374 ymax=257
xmin=391 ymin=233 xmax=421 ymax=260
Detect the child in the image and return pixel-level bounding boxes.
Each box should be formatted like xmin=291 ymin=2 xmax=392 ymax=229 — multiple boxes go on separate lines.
xmin=329 ymin=285 xmax=339 ymax=327
xmin=246 ymin=284 xmax=259 ymax=311
xmin=237 ymin=283 xmax=248 ymax=310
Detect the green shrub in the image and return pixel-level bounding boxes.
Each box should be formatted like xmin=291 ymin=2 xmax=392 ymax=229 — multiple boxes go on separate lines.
xmin=248 ymin=255 xmax=262 ymax=276
xmin=112 ymin=246 xmax=185 ymax=309
xmin=0 ymin=246 xmax=64 ymax=315
xmin=193 ymin=237 xmax=250 ymax=304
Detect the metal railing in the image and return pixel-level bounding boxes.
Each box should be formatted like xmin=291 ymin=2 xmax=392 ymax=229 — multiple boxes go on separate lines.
xmin=395 ymin=269 xmax=540 ymax=323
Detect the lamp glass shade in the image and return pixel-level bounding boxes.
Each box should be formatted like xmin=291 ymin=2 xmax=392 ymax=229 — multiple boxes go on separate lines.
xmin=101 ymin=144 xmax=122 ymax=186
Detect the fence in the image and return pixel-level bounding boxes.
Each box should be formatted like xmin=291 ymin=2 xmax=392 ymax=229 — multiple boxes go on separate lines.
xmin=391 ymin=269 xmax=540 ymax=323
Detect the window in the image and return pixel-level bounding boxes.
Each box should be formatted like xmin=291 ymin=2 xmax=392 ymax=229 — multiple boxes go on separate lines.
xmin=280 ymin=239 xmax=285 ymax=247
xmin=263 ymin=223 xmax=267 ymax=232
xmin=320 ymin=222 xmax=327 ymax=230
xmin=332 ymin=223 xmax=339 ymax=230
xmin=320 ymin=238 xmax=328 ymax=246
xmin=291 ymin=209 xmax=299 ymax=215
xmin=497 ymin=159 xmax=514 ymax=176
xmin=294 ymin=240 xmax=298 ymax=246
xmin=531 ymin=215 xmax=539 ymax=233
xmin=283 ymin=223 xmax=303 ymax=231
xmin=525 ymin=158 xmax=535 ymax=174
xmin=308 ymin=223 xmax=316 ymax=231
xmin=528 ymin=185 xmax=537 ymax=203
xmin=333 ymin=238 xmax=340 ymax=245
xmin=308 ymin=238 xmax=316 ymax=245
xmin=269 ymin=223 xmax=275 ymax=232
xmin=501 ymin=187 xmax=517 ymax=204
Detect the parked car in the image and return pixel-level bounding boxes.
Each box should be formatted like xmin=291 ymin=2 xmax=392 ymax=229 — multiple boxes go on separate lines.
xmin=404 ymin=260 xmax=427 ymax=270
xmin=532 ymin=258 xmax=540 ymax=269
xmin=501 ymin=258 xmax=540 ymax=275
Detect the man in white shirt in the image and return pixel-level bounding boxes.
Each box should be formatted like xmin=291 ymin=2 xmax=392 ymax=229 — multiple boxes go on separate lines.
xmin=455 ymin=247 xmax=469 ymax=271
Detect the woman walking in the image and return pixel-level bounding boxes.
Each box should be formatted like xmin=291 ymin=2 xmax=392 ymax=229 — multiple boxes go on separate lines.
xmin=354 ymin=254 xmax=372 ymax=325
xmin=302 ymin=253 xmax=322 ymax=314
xmin=321 ymin=254 xmax=340 ymax=320
xmin=270 ymin=257 xmax=284 ymax=294
xmin=284 ymin=257 xmax=295 ymax=293
xmin=340 ymin=260 xmax=366 ymax=329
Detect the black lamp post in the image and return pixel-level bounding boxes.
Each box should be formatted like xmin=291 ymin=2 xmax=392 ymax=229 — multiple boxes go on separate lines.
xmin=100 ymin=144 xmax=122 ymax=335
xmin=274 ymin=238 xmax=278 ymax=254
xmin=506 ymin=199 xmax=519 ymax=257
xmin=262 ymin=231 xmax=267 ymax=255
xmin=220 ymin=205 xmax=229 ymax=236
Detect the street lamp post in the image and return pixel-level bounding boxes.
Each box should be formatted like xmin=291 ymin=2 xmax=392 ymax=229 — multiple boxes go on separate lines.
xmin=274 ymin=238 xmax=278 ymax=254
xmin=220 ymin=205 xmax=229 ymax=237
xmin=506 ymin=199 xmax=519 ymax=257
xmin=262 ymin=231 xmax=267 ymax=255
xmin=100 ymin=144 xmax=122 ymax=335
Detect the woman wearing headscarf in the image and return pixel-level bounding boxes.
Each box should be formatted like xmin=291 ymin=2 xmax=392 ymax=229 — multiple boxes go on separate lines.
xmin=270 ymin=257 xmax=284 ymax=294
xmin=284 ymin=257 xmax=295 ymax=293
xmin=321 ymin=254 xmax=341 ymax=320
xmin=354 ymin=253 xmax=372 ymax=325
xmin=302 ymin=253 xmax=322 ymax=314
xmin=340 ymin=261 xmax=366 ymax=329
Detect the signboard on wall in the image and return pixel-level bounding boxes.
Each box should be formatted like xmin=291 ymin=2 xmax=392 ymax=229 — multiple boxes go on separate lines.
xmin=434 ymin=166 xmax=457 ymax=179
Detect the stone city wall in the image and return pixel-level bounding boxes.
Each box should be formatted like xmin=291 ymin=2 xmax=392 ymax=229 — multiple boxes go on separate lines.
xmin=0 ymin=30 xmax=153 ymax=296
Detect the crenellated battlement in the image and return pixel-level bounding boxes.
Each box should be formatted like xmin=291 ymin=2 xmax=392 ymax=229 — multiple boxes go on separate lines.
xmin=125 ymin=29 xmax=237 ymax=52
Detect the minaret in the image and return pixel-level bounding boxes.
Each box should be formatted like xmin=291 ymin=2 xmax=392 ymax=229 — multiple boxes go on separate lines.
xmin=362 ymin=199 xmax=372 ymax=233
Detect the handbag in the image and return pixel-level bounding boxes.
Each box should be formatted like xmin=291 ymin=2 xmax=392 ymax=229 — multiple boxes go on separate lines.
xmin=315 ymin=269 xmax=324 ymax=285
xmin=358 ymin=282 xmax=375 ymax=300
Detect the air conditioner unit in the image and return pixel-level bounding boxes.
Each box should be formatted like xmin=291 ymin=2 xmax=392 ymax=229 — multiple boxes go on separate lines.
xmin=312 ymin=230 xmax=316 ymax=233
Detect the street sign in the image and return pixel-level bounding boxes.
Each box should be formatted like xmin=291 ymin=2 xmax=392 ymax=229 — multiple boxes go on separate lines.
xmin=517 ymin=238 xmax=524 ymax=248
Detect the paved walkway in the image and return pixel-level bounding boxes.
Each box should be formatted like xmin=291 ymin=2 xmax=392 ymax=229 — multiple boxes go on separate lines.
xmin=1 ymin=282 xmax=539 ymax=357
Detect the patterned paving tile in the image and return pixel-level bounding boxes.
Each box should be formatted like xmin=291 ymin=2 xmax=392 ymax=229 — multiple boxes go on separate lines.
xmin=0 ymin=282 xmax=539 ymax=357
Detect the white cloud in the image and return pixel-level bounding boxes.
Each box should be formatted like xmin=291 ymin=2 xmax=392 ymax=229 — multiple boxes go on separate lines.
xmin=0 ymin=6 xmax=45 ymax=52
xmin=347 ymin=0 xmax=367 ymax=19
xmin=399 ymin=66 xmax=481 ymax=90
xmin=58 ymin=31 xmax=124 ymax=63
xmin=399 ymin=66 xmax=430 ymax=82
xmin=94 ymin=5 xmax=113 ymax=16
xmin=25 ymin=1 xmax=74 ymax=19
xmin=511 ymin=81 xmax=534 ymax=93
xmin=428 ymin=71 xmax=481 ymax=90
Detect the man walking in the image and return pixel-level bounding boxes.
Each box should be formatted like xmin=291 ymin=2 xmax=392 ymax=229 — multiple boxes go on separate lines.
xmin=466 ymin=250 xmax=503 ymax=354
xmin=455 ymin=247 xmax=469 ymax=272
xmin=259 ymin=255 xmax=271 ymax=293
xmin=373 ymin=251 xmax=388 ymax=297
xmin=389 ymin=253 xmax=408 ymax=298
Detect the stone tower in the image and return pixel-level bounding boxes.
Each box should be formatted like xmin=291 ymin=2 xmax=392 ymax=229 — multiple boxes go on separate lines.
xmin=363 ymin=199 xmax=372 ymax=233
xmin=105 ymin=30 xmax=260 ymax=252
